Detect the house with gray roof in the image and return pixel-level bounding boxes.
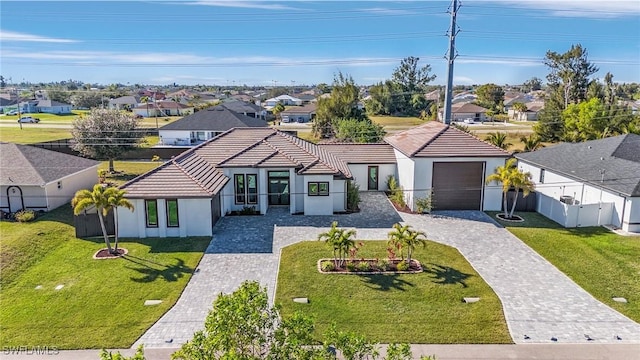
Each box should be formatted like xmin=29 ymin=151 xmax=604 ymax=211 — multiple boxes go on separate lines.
xmin=108 ymin=95 xmax=140 ymax=111
xmin=117 ymin=121 xmax=511 ymax=238
xmin=20 ymin=100 xmax=73 ymax=114
xmin=0 ymin=143 xmax=100 ymax=213
xmin=219 ymin=100 xmax=264 ymax=119
xmin=516 ymin=134 xmax=640 ymax=233
xmin=157 ymin=106 xmax=268 ymax=146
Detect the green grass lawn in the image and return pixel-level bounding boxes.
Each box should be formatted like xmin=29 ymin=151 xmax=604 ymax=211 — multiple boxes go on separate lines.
xmin=98 ymin=161 xmax=161 ymax=186
xmin=0 ymin=127 xmax=72 ymax=143
xmin=0 ymin=206 xmax=210 ymax=349
xmin=276 ymin=241 xmax=511 ymax=344
xmin=370 ymin=116 xmax=425 ymax=127
xmin=491 ymin=211 xmax=640 ymax=323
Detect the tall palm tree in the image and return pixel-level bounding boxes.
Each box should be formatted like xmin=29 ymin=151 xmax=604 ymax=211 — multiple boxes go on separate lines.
xmin=519 ymin=134 xmax=545 ymax=152
xmin=104 ymin=187 xmax=134 ymax=252
xmin=72 ymin=184 xmax=113 ymax=253
xmin=512 ymin=102 xmax=528 ymax=121
xmin=485 ymin=158 xmax=517 ymax=218
xmin=140 ymin=96 xmax=150 ymax=117
xmin=485 ymin=131 xmax=512 ymax=150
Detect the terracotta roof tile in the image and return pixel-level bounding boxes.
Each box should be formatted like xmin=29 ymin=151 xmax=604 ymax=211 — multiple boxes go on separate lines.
xmin=318 ymin=143 xmax=397 ymax=164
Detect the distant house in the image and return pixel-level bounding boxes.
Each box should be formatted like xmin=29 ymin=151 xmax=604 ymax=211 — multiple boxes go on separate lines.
xmin=264 ymin=95 xmax=303 ymax=108
xmin=292 ymin=93 xmax=316 ymax=104
xmin=280 ymin=103 xmax=317 ymax=123
xmin=108 ymin=96 xmax=140 ymax=111
xmin=132 ymin=101 xmax=193 ymax=117
xmin=516 ymin=134 xmax=640 ymax=233
xmin=157 ymin=106 xmax=268 ymax=146
xmin=439 ymin=103 xmax=489 ymax=122
xmin=219 ymin=100 xmax=264 ymax=118
xmin=508 ymin=101 xmax=544 ymax=121
xmin=20 ymin=100 xmax=73 ymax=114
xmin=0 ymin=143 xmax=100 ymax=213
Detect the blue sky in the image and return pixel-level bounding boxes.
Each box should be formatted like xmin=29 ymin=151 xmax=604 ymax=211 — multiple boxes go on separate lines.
xmin=1 ymin=0 xmax=639 ymax=87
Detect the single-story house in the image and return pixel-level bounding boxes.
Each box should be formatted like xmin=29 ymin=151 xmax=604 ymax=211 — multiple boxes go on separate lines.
xmin=116 ymin=120 xmax=512 ymax=238
xmin=385 ymin=121 xmax=511 ymax=211
xmin=220 ymin=100 xmax=264 ymax=119
xmin=264 ymin=95 xmax=303 ymax=108
xmin=516 ymin=134 xmax=640 ymax=233
xmin=108 ymin=96 xmax=140 ymax=111
xmin=508 ymin=102 xmax=544 ymax=121
xmin=438 ymin=103 xmax=489 ymax=123
xmin=118 ymin=128 xmax=354 ymax=237
xmin=0 ymin=143 xmax=100 ymax=213
xmin=280 ymin=103 xmax=317 ymax=123
xmin=157 ymin=106 xmax=268 ymax=146
xmin=133 ymin=101 xmax=193 ymax=117
xmin=20 ymin=100 xmax=73 ymax=114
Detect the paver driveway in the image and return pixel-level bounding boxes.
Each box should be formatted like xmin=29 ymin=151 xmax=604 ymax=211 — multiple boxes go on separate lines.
xmin=134 ymin=193 xmax=640 ymax=348
xmin=400 ymin=210 xmax=640 ymax=344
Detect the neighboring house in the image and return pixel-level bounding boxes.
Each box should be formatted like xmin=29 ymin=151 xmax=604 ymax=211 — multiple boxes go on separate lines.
xmin=264 ymin=95 xmax=303 ymax=108
xmin=132 ymin=101 xmax=193 ymax=117
xmin=292 ymin=93 xmax=316 ymax=104
xmin=516 ymin=134 xmax=640 ymax=233
xmin=219 ymin=100 xmax=264 ymax=118
xmin=280 ymin=103 xmax=317 ymax=123
xmin=118 ymin=128 xmax=353 ymax=237
xmin=0 ymin=143 xmax=100 ymax=213
xmin=20 ymin=100 xmax=73 ymax=114
xmin=385 ymin=121 xmax=510 ymax=211
xmin=439 ymin=103 xmax=489 ymax=122
xmin=318 ymin=143 xmax=397 ymax=191
xmin=0 ymin=98 xmax=18 ymax=113
xmin=108 ymin=96 xmax=139 ymax=111
xmin=157 ymin=106 xmax=268 ymax=146
xmin=508 ymin=101 xmax=544 ymax=121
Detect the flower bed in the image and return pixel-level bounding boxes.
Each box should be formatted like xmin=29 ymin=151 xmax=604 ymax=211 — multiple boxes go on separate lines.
xmin=317 ymin=258 xmax=422 ymax=274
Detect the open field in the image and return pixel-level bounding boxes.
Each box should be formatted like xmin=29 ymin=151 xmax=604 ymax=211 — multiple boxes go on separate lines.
xmin=491 ymin=211 xmax=640 ymax=323
xmin=98 ymin=161 xmax=162 ymax=185
xmin=276 ymin=241 xmax=511 ymax=344
xmin=0 ymin=206 xmax=210 ymax=349
xmin=0 ymin=127 xmax=73 ymax=143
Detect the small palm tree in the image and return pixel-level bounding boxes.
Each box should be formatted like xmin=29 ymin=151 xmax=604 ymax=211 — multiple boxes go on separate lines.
xmin=485 ymin=132 xmax=512 ymax=150
xmin=508 ymin=169 xmax=535 ymax=219
xmin=486 ymin=158 xmax=516 ymax=218
xmin=402 ymin=227 xmax=427 ymax=265
xmin=318 ymin=221 xmax=356 ymax=267
xmin=140 ymin=96 xmax=150 ymax=117
xmin=387 ymin=223 xmax=409 ymax=261
xmin=72 ymin=184 xmax=113 ymax=253
xmin=104 ymin=187 xmax=134 ymax=252
xmin=519 ymin=134 xmax=544 ymax=152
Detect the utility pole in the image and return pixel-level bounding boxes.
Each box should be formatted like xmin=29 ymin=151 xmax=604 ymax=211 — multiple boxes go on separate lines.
xmin=442 ymin=0 xmax=460 ymax=125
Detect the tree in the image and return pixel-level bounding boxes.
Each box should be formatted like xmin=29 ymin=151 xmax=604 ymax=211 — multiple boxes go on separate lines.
xmin=46 ymin=87 xmax=72 ymax=104
xmin=100 ymin=345 xmax=145 ymax=360
xmin=391 ymin=56 xmax=436 ymax=115
xmin=475 ymin=83 xmax=505 ymax=112
xmin=519 ymin=134 xmax=544 ymax=152
xmin=387 ymin=223 xmax=427 ymax=265
xmin=521 ymin=77 xmax=542 ymax=92
xmin=318 ymin=221 xmax=356 ymax=268
xmin=105 ymin=188 xmax=134 ymax=252
xmin=71 ymin=109 xmax=143 ymax=172
xmin=544 ymin=44 xmax=598 ymax=109
xmin=486 ymin=158 xmax=534 ymax=219
xmin=70 ymin=91 xmax=103 ymax=109
xmin=140 ymin=96 xmax=151 ymax=117
xmin=334 ymin=118 xmax=385 ymax=143
xmin=272 ymin=102 xmax=285 ymax=122
xmin=313 ymin=72 xmax=366 ymax=139
xmin=72 ymin=184 xmax=114 ymax=254
xmin=511 ymin=102 xmax=528 ymax=120
xmin=485 ymin=132 xmax=512 ymax=150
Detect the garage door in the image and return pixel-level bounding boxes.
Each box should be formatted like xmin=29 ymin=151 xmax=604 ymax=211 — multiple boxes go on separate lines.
xmin=432 ymin=162 xmax=484 ymax=210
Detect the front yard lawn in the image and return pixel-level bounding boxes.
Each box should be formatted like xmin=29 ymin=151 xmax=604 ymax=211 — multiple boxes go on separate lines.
xmin=276 ymin=241 xmax=511 ymax=344
xmin=491 ymin=211 xmax=640 ymax=323
xmin=0 ymin=207 xmax=210 ymax=349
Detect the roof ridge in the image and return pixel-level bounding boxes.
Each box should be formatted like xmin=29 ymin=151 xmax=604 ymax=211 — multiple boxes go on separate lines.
xmin=171 ymin=156 xmax=216 ymax=195
xmin=409 ymin=125 xmax=449 ymax=157
xmin=262 ymin=133 xmax=303 ymax=167
xmin=298 ymin=158 xmax=320 ymax=174
xmin=278 ymin=130 xmax=342 ymax=174
xmin=451 ymin=126 xmax=512 ymax=155
xmin=217 ymin=129 xmax=277 ymax=166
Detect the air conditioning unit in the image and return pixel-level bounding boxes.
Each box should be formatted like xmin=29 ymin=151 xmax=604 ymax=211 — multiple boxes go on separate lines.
xmin=560 ymin=195 xmax=574 ymax=205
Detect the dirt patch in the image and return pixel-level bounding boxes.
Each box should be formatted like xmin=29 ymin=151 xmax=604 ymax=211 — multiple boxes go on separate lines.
xmin=93 ymin=248 xmax=128 ymax=259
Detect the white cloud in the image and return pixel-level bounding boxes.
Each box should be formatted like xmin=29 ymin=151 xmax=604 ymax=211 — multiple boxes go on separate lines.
xmin=359 ymin=7 xmax=415 ymax=15
xmin=0 ymin=30 xmax=79 ymax=43
xmin=453 ymin=76 xmax=476 ymax=84
xmin=178 ymin=1 xmax=306 ymax=10
xmin=481 ymin=0 xmax=640 ymax=18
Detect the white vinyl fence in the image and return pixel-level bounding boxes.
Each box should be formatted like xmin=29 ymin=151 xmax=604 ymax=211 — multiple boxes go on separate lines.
xmin=537 ymin=193 xmax=614 ymax=228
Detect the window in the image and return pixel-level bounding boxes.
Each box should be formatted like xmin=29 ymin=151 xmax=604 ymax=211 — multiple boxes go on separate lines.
xmin=308 ymin=181 xmax=329 ymax=196
xmin=145 ymin=200 xmax=158 ymax=227
xmin=539 ymin=169 xmax=545 ymax=183
xmin=166 ymin=199 xmax=179 ymax=227
xmin=367 ymin=166 xmax=378 ymax=190
xmin=247 ymin=174 xmax=258 ymax=204
xmin=235 ymin=174 xmax=246 ymax=204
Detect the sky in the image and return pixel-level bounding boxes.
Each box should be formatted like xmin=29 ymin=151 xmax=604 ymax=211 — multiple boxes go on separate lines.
xmin=1 ymin=0 xmax=639 ymax=87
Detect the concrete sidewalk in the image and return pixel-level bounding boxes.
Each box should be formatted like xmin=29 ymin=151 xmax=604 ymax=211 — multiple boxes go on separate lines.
xmin=3 ymin=344 xmax=639 ymax=360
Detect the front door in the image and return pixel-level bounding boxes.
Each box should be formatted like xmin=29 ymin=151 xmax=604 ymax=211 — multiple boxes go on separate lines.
xmin=268 ymin=171 xmax=290 ymax=205
xmin=368 ymin=166 xmax=379 ymax=190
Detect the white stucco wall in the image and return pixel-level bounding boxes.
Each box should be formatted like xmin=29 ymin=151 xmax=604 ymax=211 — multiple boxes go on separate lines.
xmin=303 ymin=175 xmax=334 ymax=215
xmin=159 ymin=130 xmax=192 ymax=146
xmin=44 ymin=165 xmax=99 ymax=211
xmin=333 ymin=179 xmax=346 ymax=212
xmin=625 ymin=198 xmax=640 ymax=233
xmin=1 ymin=185 xmax=47 ymax=212
xmin=518 ymin=162 xmax=629 ymax=230
xmin=347 ymin=164 xmax=397 ymax=191
xmin=118 ymin=198 xmax=212 ymax=238
xmin=394 ymin=150 xmax=415 ymax=208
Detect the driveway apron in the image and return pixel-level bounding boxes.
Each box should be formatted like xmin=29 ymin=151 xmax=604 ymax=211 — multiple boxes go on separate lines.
xmin=399 ymin=211 xmax=640 ymax=344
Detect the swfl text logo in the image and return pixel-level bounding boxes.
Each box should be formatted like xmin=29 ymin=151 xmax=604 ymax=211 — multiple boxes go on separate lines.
xmin=3 ymin=346 xmax=60 ymax=355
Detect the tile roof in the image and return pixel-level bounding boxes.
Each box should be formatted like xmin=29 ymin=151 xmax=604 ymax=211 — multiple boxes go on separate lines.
xmin=159 ymin=106 xmax=267 ymax=132
xmin=121 ymin=128 xmax=352 ymax=198
xmin=318 ymin=143 xmax=397 ymax=164
xmin=281 ymin=103 xmax=317 ymax=115
xmin=451 ymin=103 xmax=489 ymax=113
xmin=384 ymin=121 xmax=511 ymax=158
xmin=219 ymin=100 xmax=263 ymax=114
xmin=0 ymin=143 xmax=100 ymax=186
xmin=516 ymin=134 xmax=640 ymax=197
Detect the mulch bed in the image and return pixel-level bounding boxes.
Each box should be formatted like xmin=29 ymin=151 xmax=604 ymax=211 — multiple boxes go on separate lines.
xmin=93 ymin=248 xmax=128 ymax=259
xmin=318 ymin=258 xmax=423 ymax=274
xmin=495 ymin=213 xmax=524 ymax=222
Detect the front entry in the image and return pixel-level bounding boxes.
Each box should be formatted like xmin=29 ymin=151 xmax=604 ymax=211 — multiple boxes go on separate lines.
xmin=268 ymin=171 xmax=290 ymax=205
xmin=368 ymin=166 xmax=379 ymax=190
